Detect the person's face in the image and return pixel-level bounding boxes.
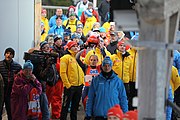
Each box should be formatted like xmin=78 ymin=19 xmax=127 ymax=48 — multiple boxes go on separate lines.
xmin=73 ymin=38 xmax=80 ymax=43
xmin=93 ymin=24 xmax=100 ymax=29
xmin=22 ymin=68 xmax=33 ymax=77
xmin=70 ymin=15 xmax=76 ymax=20
xmin=83 ymin=0 xmax=87 ymax=3
xmin=41 ymin=10 xmax=47 ymax=18
xmin=55 ymin=39 xmax=62 ymax=47
xmin=108 ymin=116 xmax=120 ymax=120
xmin=88 ymin=6 xmax=93 ymax=9
xmin=110 ymin=25 xmax=115 ymax=31
xmin=41 ymin=44 xmax=50 ymax=52
xmin=110 ymin=34 xmax=117 ymax=41
xmin=56 ymin=9 xmax=63 ymax=16
xmin=76 ymin=27 xmax=83 ymax=33
xmin=89 ymin=55 xmax=98 ymax=66
xmin=64 ymin=35 xmax=70 ymax=41
xmin=5 ymin=52 xmax=13 ymax=61
xmin=70 ymin=44 xmax=79 ymax=53
xmin=102 ymin=64 xmax=111 ymax=73
xmin=117 ymin=43 xmax=126 ymax=53
xmin=56 ymin=18 xmax=62 ymax=26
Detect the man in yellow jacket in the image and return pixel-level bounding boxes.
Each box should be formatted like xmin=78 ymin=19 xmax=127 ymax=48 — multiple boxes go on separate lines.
xmin=60 ymin=41 xmax=84 ymax=120
xmin=110 ymin=40 xmax=133 ymax=101
xmin=63 ymin=12 xmax=82 ymax=33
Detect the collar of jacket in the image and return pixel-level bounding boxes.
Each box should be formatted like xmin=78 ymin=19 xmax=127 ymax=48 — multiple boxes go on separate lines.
xmin=68 ymin=50 xmax=76 ymax=57
xmin=117 ymin=51 xmax=130 ymax=58
xmin=110 ymin=40 xmax=118 ymax=45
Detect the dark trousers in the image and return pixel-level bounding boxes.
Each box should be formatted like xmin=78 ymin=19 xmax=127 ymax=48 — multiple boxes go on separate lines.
xmin=0 ymin=91 xmax=12 ymax=120
xmin=60 ymin=85 xmax=83 ymax=120
xmin=94 ymin=117 xmax=107 ymax=120
xmin=129 ymin=81 xmax=138 ymax=110
xmin=171 ymin=86 xmax=180 ymax=120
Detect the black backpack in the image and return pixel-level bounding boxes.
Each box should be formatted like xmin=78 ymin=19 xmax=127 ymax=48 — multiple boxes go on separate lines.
xmin=46 ymin=64 xmax=59 ymax=86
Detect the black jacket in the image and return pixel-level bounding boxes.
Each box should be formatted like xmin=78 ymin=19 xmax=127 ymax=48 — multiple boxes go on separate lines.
xmin=107 ymin=40 xmax=118 ymax=54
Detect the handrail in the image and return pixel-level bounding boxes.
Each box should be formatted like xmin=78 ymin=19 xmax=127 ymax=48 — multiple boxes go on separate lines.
xmin=42 ymin=5 xmax=69 ymax=10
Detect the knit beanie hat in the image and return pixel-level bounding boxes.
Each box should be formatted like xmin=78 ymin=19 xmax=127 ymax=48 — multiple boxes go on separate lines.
xmin=23 ymin=60 xmax=33 ymax=70
xmin=85 ymin=9 xmax=93 ymax=17
xmin=53 ymin=35 xmax=62 ymax=43
xmin=67 ymin=41 xmax=78 ymax=49
xmin=4 ymin=47 xmax=15 ymax=57
xmin=102 ymin=56 xmax=113 ymax=67
xmin=123 ymin=110 xmax=138 ymax=120
xmin=107 ymin=105 xmax=123 ymax=119
xmin=117 ymin=41 xmax=125 ymax=47
xmin=99 ymin=27 xmax=106 ymax=33
xmin=40 ymin=41 xmax=48 ymax=49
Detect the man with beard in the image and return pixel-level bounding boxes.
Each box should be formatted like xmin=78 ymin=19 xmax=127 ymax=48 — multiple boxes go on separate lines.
xmin=0 ymin=47 xmax=22 ymax=120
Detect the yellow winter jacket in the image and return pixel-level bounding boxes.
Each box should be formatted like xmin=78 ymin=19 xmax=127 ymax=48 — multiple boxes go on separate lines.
xmin=60 ymin=50 xmax=84 ymax=89
xmin=102 ymin=22 xmax=110 ymax=33
xmin=127 ymin=48 xmax=138 ymax=82
xmin=110 ymin=51 xmax=133 ymax=83
xmin=83 ymin=16 xmax=97 ymax=36
xmin=41 ymin=17 xmax=50 ymax=33
xmin=84 ymin=47 xmax=111 ymax=66
xmin=63 ymin=19 xmax=82 ymax=33
xmin=41 ymin=32 xmax=48 ymax=42
xmin=170 ymin=66 xmax=180 ymax=95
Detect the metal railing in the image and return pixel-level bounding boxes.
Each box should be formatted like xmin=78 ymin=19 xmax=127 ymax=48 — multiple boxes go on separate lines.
xmin=42 ymin=5 xmax=69 ymax=20
xmin=42 ymin=5 xmax=98 ymax=20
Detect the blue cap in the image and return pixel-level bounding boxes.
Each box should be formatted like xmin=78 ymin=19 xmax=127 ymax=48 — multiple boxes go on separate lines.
xmin=23 ymin=60 xmax=33 ymax=70
xmin=102 ymin=56 xmax=112 ymax=67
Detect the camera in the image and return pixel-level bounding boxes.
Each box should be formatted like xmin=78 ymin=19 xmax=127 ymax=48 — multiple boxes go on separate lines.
xmin=23 ymin=50 xmax=59 ymax=66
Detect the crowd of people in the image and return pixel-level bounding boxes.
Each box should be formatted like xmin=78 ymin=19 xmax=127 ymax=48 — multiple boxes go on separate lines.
xmin=0 ymin=0 xmax=180 ymax=120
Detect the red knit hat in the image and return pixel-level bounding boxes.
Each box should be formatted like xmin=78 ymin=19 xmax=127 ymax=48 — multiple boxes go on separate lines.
xmin=117 ymin=41 xmax=125 ymax=47
xmin=107 ymin=105 xmax=123 ymax=119
xmin=123 ymin=110 xmax=138 ymax=120
xmin=66 ymin=41 xmax=78 ymax=49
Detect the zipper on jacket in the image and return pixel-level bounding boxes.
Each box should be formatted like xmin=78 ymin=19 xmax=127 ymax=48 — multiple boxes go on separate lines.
xmin=76 ymin=62 xmax=80 ymax=86
xmin=6 ymin=68 xmax=11 ymax=96
xmin=131 ymin=50 xmax=137 ymax=82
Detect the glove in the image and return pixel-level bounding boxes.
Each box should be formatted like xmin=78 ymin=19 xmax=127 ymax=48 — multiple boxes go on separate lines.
xmin=84 ymin=116 xmax=91 ymax=120
xmin=100 ymin=48 xmax=106 ymax=57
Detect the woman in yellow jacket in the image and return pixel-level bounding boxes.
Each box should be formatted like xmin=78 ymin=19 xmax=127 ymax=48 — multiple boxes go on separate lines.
xmin=83 ymin=9 xmax=97 ymax=36
xmin=110 ymin=40 xmax=133 ymax=100
xmin=60 ymin=41 xmax=84 ymax=120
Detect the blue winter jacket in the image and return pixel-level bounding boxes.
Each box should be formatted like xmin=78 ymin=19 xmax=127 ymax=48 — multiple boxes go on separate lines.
xmin=49 ymin=15 xmax=67 ymax=28
xmin=48 ymin=25 xmax=64 ymax=36
xmin=173 ymin=50 xmax=180 ymax=75
xmin=86 ymin=71 xmax=128 ymax=118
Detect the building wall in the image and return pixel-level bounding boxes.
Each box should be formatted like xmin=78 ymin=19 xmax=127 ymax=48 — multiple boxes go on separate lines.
xmin=0 ymin=0 xmax=34 ymax=65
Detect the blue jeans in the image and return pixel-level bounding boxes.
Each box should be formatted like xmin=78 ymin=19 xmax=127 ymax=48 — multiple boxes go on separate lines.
xmin=40 ymin=92 xmax=50 ymax=120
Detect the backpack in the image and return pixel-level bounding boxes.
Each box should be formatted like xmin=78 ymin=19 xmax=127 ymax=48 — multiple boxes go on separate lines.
xmin=46 ymin=64 xmax=59 ymax=86
xmin=27 ymin=88 xmax=41 ymax=119
xmin=65 ymin=19 xmax=78 ymax=28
